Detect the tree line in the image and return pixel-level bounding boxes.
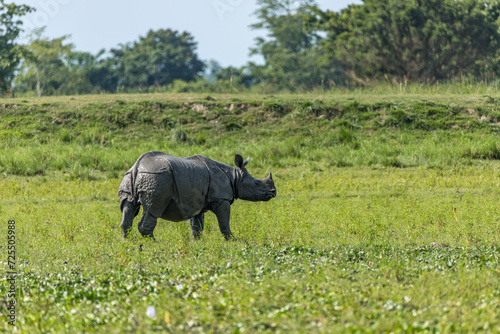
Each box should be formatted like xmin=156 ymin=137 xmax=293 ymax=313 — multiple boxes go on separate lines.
xmin=2 ymin=0 xmax=500 ymax=96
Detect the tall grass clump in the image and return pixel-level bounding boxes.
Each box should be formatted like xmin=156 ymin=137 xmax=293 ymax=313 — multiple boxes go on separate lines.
xmin=461 ymin=139 xmax=500 ymax=160
xmin=170 ymin=126 xmax=189 ymax=144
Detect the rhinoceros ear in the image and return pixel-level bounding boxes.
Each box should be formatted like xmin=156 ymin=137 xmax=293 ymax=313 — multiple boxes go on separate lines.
xmin=234 ymin=154 xmax=244 ymax=169
xmin=235 ymin=154 xmax=250 ymax=169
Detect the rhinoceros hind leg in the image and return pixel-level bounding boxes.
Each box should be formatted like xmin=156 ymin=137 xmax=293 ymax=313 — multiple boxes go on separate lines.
xmin=138 ymin=210 xmax=158 ymax=240
xmin=190 ymin=213 xmax=205 ymax=240
xmin=121 ymin=200 xmax=139 ymax=240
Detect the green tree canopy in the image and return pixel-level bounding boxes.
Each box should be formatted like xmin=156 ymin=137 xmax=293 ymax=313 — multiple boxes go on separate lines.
xmin=14 ymin=29 xmax=101 ymax=96
xmin=249 ymin=0 xmax=341 ymax=90
xmin=308 ymin=0 xmax=500 ymax=82
xmin=0 ymin=0 xmax=32 ymax=91
xmin=110 ymin=29 xmax=205 ymax=89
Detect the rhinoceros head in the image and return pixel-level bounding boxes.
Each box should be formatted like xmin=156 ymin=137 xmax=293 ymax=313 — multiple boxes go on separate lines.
xmin=234 ymin=154 xmax=276 ymax=202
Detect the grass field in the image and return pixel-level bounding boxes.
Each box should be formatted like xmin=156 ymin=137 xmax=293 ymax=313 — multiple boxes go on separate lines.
xmin=1 ymin=91 xmax=499 ymax=333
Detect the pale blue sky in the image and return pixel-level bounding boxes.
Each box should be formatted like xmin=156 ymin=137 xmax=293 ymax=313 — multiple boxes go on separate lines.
xmin=13 ymin=0 xmax=362 ymax=67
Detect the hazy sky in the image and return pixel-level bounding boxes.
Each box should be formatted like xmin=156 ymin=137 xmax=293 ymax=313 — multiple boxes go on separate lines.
xmin=13 ymin=0 xmax=362 ymax=67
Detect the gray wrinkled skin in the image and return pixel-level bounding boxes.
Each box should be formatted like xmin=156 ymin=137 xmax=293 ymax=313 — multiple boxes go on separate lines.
xmin=118 ymin=151 xmax=277 ymax=240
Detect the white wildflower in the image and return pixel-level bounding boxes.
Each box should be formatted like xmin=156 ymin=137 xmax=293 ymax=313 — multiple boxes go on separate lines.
xmin=146 ymin=306 xmax=156 ymax=319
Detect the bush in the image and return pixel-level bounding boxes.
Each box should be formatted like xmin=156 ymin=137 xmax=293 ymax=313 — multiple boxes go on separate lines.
xmin=171 ymin=126 xmax=189 ymax=144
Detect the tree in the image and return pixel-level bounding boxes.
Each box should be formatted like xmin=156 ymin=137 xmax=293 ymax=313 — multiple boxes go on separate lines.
xmin=215 ymin=66 xmax=254 ymax=88
xmin=14 ymin=29 xmax=98 ymax=96
xmin=308 ymin=0 xmax=500 ymax=82
xmin=14 ymin=28 xmax=206 ymax=95
xmin=204 ymin=59 xmax=223 ymax=83
xmin=0 ymin=0 xmax=33 ymax=92
xmin=62 ymin=48 xmax=107 ymax=95
xmin=205 ymin=60 xmax=254 ymax=88
xmin=84 ymin=50 xmax=119 ymax=93
xmin=110 ymin=29 xmax=204 ymax=89
xmin=248 ymin=0 xmax=341 ymax=90
xmin=15 ymin=29 xmax=74 ymax=96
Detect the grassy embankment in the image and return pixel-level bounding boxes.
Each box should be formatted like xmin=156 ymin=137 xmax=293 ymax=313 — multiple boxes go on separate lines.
xmin=0 ymin=91 xmax=499 ymax=333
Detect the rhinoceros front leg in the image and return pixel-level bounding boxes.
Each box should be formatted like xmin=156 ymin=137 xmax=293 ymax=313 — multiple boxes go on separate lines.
xmin=190 ymin=213 xmax=204 ymax=240
xmin=211 ymin=200 xmax=236 ymax=240
xmin=138 ymin=210 xmax=158 ymax=240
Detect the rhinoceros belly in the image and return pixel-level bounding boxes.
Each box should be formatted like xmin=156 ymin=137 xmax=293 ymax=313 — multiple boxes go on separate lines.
xmin=161 ymin=201 xmax=205 ymax=222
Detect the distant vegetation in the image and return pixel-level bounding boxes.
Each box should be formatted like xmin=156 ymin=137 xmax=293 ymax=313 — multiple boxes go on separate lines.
xmin=3 ymin=0 xmax=500 ymax=96
xmin=2 ymin=90 xmax=500 ymax=178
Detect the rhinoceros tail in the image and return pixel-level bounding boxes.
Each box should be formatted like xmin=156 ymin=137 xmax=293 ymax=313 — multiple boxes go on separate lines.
xmin=129 ymin=151 xmax=156 ymax=205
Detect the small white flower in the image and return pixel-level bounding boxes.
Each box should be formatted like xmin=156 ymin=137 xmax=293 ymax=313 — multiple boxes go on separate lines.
xmin=176 ymin=284 xmax=184 ymax=291
xmin=146 ymin=306 xmax=156 ymax=319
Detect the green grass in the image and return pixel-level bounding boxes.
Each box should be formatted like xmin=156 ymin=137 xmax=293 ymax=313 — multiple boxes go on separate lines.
xmin=0 ymin=92 xmax=499 ymax=333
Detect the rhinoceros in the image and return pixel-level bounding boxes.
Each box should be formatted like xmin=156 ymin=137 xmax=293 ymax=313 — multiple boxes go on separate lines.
xmin=118 ymin=151 xmax=276 ymax=240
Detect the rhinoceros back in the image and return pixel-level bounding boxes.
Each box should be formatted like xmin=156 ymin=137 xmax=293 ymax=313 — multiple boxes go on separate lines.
xmin=125 ymin=152 xmax=211 ymax=221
